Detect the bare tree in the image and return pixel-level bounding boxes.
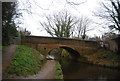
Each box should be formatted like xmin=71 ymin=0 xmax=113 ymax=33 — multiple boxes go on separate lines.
xmin=18 ymin=0 xmax=87 ymax=14
xmin=95 ymin=0 xmax=120 ymax=32
xmin=40 ymin=11 xmax=76 ymax=38
xmin=75 ymin=16 xmax=92 ymax=39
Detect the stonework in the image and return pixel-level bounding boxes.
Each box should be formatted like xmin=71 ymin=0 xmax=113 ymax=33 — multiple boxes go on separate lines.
xmin=21 ymin=36 xmax=101 ymax=56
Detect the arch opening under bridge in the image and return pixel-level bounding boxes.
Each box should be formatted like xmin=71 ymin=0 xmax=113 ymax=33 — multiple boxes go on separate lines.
xmin=48 ymin=46 xmax=80 ymax=60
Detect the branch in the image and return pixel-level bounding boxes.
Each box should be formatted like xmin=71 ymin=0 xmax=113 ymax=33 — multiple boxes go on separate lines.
xmin=66 ymin=0 xmax=87 ymax=5
xmin=110 ymin=0 xmax=120 ymax=16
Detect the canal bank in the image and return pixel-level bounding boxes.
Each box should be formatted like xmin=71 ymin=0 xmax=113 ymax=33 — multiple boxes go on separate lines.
xmin=60 ymin=58 xmax=120 ymax=80
xmin=57 ymin=48 xmax=120 ymax=80
xmin=83 ymin=49 xmax=120 ymax=69
xmin=60 ymin=48 xmax=120 ymax=69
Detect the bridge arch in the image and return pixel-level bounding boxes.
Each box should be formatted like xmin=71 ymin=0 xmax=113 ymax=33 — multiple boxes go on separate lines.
xmin=22 ymin=36 xmax=100 ymax=58
xmin=48 ymin=46 xmax=80 ymax=60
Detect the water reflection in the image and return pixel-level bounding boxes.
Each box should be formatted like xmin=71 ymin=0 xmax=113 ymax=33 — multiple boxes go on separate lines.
xmin=60 ymin=58 xmax=120 ymax=80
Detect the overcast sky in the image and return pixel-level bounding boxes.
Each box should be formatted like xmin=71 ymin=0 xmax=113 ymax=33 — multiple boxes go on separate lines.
xmin=17 ymin=0 xmax=109 ymax=37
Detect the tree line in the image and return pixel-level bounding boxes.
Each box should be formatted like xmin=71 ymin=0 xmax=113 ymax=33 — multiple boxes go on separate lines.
xmin=2 ymin=0 xmax=120 ymax=46
xmin=2 ymin=2 xmax=31 ymax=46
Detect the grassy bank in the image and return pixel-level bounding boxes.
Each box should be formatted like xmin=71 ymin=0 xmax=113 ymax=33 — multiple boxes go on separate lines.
xmin=55 ymin=61 xmax=64 ymax=80
xmin=86 ymin=49 xmax=120 ymax=68
xmin=5 ymin=45 xmax=44 ymax=77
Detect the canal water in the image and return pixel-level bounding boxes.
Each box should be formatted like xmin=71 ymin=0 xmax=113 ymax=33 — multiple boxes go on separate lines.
xmin=59 ymin=58 xmax=120 ymax=80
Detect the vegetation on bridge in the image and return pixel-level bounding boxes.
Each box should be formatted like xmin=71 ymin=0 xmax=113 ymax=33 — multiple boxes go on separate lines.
xmin=5 ymin=45 xmax=44 ymax=77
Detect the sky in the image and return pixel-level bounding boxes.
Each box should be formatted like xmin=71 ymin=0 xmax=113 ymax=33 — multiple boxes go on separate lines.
xmin=17 ymin=0 xmax=109 ymax=37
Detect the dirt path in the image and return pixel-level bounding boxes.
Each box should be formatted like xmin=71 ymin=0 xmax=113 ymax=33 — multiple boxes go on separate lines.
xmin=4 ymin=60 xmax=56 ymax=79
xmin=24 ymin=60 xmax=56 ymax=79
xmin=2 ymin=45 xmax=18 ymax=72
xmin=2 ymin=45 xmax=56 ymax=79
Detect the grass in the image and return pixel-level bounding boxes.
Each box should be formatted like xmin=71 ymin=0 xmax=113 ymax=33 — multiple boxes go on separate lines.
xmin=5 ymin=45 xmax=44 ymax=76
xmin=55 ymin=61 xmax=64 ymax=80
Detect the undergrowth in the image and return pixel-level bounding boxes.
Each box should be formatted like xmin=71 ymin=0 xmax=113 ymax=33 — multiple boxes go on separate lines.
xmin=55 ymin=61 xmax=64 ymax=80
xmin=87 ymin=49 xmax=120 ymax=68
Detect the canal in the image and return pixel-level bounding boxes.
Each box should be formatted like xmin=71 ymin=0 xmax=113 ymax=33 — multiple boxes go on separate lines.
xmin=59 ymin=58 xmax=120 ymax=80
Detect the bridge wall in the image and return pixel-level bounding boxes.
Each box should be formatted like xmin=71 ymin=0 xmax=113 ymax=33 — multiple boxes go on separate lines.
xmin=21 ymin=36 xmax=100 ymax=56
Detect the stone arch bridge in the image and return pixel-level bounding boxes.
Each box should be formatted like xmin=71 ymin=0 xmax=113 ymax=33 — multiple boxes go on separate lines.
xmin=21 ymin=36 xmax=100 ymax=57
